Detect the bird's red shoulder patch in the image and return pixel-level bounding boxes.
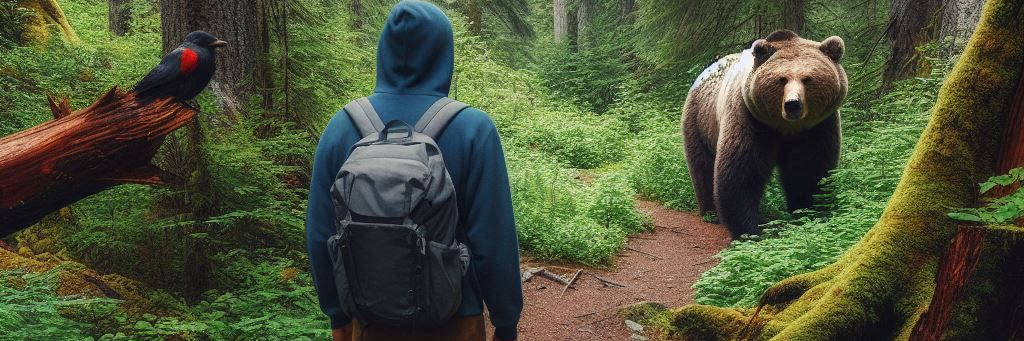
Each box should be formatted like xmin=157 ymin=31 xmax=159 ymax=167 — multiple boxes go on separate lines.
xmin=180 ymin=48 xmax=199 ymax=74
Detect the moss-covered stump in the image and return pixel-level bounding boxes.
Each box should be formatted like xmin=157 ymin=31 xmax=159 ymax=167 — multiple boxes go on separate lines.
xmin=649 ymin=1 xmax=1024 ymax=340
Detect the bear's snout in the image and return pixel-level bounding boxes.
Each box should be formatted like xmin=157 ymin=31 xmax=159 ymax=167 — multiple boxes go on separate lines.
xmin=784 ymin=99 xmax=803 ymax=121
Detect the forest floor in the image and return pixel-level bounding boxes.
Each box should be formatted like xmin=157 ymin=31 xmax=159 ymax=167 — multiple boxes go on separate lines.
xmin=504 ymin=200 xmax=732 ymax=340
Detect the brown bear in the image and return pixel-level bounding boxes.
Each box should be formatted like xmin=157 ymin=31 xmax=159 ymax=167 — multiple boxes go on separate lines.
xmin=682 ymin=29 xmax=847 ymax=238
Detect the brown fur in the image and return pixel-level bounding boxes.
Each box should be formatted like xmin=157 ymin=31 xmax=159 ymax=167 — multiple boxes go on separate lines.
xmin=682 ymin=30 xmax=847 ymax=237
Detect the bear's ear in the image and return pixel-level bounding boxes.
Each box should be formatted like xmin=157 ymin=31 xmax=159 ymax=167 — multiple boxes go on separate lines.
xmin=752 ymin=39 xmax=775 ymax=67
xmin=820 ymin=36 xmax=845 ymax=63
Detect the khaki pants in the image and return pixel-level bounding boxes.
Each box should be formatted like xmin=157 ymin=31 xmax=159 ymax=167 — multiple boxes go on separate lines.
xmin=352 ymin=315 xmax=486 ymax=341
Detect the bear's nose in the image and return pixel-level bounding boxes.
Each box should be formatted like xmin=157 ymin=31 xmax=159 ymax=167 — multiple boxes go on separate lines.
xmin=784 ymin=99 xmax=803 ymax=120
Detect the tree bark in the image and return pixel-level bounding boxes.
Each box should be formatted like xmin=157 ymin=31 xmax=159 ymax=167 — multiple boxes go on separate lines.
xmin=939 ymin=0 xmax=986 ymax=58
xmin=107 ymin=0 xmax=130 ymax=36
xmin=781 ymin=0 xmax=805 ymax=34
xmin=554 ymin=0 xmax=568 ymax=43
xmin=638 ymin=0 xmax=1024 ymax=340
xmin=881 ymin=0 xmax=944 ymax=92
xmin=0 ymin=89 xmax=194 ymax=237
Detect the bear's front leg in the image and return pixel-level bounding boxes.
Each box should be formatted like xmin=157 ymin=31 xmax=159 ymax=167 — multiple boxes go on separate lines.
xmin=778 ymin=114 xmax=841 ymax=212
xmin=713 ymin=127 xmax=778 ymax=238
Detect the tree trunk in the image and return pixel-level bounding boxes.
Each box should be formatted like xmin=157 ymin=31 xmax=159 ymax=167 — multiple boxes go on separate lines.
xmin=620 ymin=0 xmax=636 ymax=20
xmin=554 ymin=0 xmax=568 ymax=43
xmin=466 ymin=0 xmax=483 ymax=35
xmin=939 ymin=0 xmax=986 ymax=58
xmin=0 ymin=89 xmax=194 ymax=237
xmin=18 ymin=0 xmax=80 ymax=45
xmin=634 ymin=0 xmax=1024 ymax=340
xmin=158 ymin=0 xmax=265 ymax=103
xmin=158 ymin=0 xmax=269 ymax=302
xmin=881 ymin=0 xmax=944 ymax=92
xmin=576 ymin=0 xmax=592 ymax=45
xmin=781 ymin=0 xmax=805 ymax=34
xmin=350 ymin=0 xmax=363 ymax=29
xmin=107 ymin=0 xmax=130 ymax=36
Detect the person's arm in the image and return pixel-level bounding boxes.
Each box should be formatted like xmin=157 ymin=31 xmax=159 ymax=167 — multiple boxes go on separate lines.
xmin=462 ymin=116 xmax=523 ymax=341
xmin=306 ymin=112 xmax=354 ymax=332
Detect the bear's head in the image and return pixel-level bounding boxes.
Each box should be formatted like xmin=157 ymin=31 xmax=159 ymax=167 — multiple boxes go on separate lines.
xmin=743 ymin=30 xmax=848 ymax=133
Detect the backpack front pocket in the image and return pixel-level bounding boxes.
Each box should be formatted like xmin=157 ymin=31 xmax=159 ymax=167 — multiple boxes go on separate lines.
xmin=341 ymin=223 xmax=423 ymax=324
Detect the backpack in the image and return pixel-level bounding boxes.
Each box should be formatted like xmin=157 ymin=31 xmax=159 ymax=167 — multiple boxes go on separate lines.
xmin=327 ymin=96 xmax=471 ymax=329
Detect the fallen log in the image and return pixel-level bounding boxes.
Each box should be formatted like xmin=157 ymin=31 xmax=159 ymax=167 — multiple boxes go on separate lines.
xmin=0 ymin=88 xmax=195 ymax=236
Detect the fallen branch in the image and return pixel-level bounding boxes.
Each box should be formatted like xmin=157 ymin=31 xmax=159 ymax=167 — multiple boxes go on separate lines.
xmin=625 ymin=246 xmax=663 ymax=260
xmin=535 ymin=269 xmax=570 ymax=286
xmin=593 ymin=274 xmax=627 ymax=288
xmin=0 ymin=88 xmax=195 ymax=236
xmin=560 ymin=269 xmax=583 ymax=297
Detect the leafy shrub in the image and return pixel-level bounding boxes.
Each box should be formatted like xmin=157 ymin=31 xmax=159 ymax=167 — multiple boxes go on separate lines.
xmin=623 ymin=123 xmax=697 ymax=211
xmin=507 ymin=149 xmax=631 ymax=265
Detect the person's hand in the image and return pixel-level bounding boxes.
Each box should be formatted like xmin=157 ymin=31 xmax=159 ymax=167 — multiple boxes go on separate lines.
xmin=492 ymin=335 xmax=515 ymax=341
xmin=332 ymin=324 xmax=354 ymax=341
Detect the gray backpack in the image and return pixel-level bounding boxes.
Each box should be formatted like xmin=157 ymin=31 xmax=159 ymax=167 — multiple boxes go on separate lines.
xmin=327 ymin=97 xmax=471 ymax=329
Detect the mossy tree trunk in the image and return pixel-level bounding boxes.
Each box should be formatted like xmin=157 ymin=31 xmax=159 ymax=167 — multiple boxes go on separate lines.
xmin=656 ymin=0 xmax=1024 ymax=340
xmin=18 ymin=0 xmax=80 ymax=45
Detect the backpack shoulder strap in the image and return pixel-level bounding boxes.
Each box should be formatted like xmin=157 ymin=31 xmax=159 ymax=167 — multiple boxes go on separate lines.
xmin=344 ymin=97 xmax=385 ymax=138
xmin=414 ymin=97 xmax=469 ymax=140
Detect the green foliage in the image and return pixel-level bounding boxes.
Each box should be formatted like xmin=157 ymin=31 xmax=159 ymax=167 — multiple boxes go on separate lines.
xmin=949 ymin=168 xmax=1024 ymax=226
xmin=124 ymin=252 xmax=328 ymax=340
xmin=694 ymin=65 xmax=946 ymax=307
xmin=623 ymin=123 xmax=696 ymax=211
xmin=536 ymin=41 xmax=630 ymax=113
xmin=0 ymin=0 xmax=31 ymax=47
xmin=508 ymin=150 xmax=647 ymax=265
xmin=0 ymin=269 xmax=118 ymax=341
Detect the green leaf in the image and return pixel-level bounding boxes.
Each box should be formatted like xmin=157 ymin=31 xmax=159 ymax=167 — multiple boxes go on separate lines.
xmin=947 ymin=212 xmax=982 ymax=222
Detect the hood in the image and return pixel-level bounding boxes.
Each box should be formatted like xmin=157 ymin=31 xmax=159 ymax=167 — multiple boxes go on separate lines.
xmin=374 ymin=0 xmax=454 ymax=97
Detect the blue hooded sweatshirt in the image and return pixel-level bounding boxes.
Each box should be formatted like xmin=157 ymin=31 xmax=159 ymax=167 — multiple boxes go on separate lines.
xmin=305 ymin=1 xmax=523 ymax=340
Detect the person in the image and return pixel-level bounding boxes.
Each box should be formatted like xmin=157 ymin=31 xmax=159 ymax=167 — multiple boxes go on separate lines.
xmin=305 ymin=1 xmax=523 ymax=341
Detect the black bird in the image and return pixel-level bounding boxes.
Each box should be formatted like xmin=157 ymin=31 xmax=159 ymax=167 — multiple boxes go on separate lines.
xmin=133 ymin=31 xmax=226 ymax=102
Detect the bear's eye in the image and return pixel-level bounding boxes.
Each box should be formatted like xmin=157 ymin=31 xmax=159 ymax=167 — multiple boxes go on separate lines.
xmin=777 ymin=77 xmax=787 ymax=85
xmin=802 ymin=77 xmax=813 ymax=84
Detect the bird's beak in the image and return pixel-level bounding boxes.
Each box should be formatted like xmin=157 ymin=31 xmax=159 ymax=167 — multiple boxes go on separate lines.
xmin=210 ymin=40 xmax=228 ymax=48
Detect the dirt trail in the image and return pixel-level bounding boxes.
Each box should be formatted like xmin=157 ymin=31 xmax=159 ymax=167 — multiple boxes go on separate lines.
xmin=509 ymin=200 xmax=733 ymax=340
